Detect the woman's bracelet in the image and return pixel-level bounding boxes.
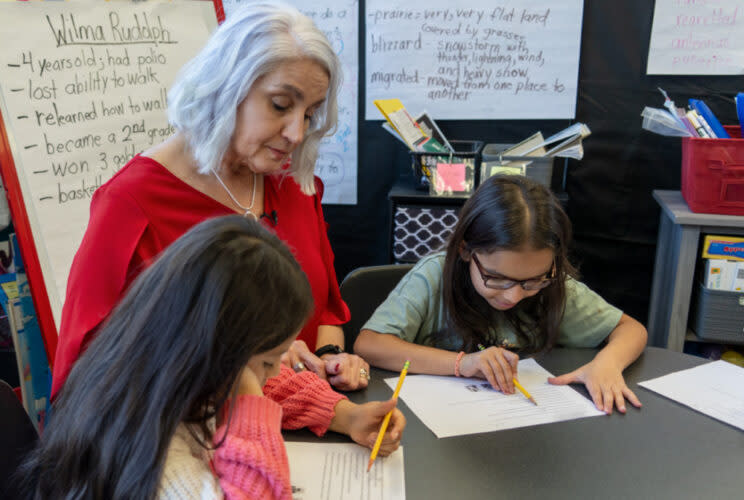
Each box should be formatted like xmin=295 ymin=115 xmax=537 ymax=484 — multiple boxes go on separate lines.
xmin=454 ymin=351 xmax=466 ymax=377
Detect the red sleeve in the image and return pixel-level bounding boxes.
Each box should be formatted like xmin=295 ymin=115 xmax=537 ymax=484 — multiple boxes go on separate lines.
xmin=213 ymin=395 xmax=292 ymax=500
xmin=262 ymin=365 xmax=347 ymax=436
xmin=51 ymin=186 xmax=149 ymax=398
xmin=312 ymin=177 xmax=350 ymax=327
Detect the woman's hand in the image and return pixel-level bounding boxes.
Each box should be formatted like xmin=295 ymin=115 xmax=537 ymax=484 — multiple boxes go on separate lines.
xmin=459 ymin=347 xmax=519 ymax=394
xmin=548 ymin=359 xmax=642 ymax=414
xmin=321 ymin=353 xmax=371 ymax=391
xmin=281 ymin=340 xmax=327 ymax=380
xmin=329 ymin=399 xmax=406 ymax=457
xmin=281 ymin=341 xmax=371 ymax=390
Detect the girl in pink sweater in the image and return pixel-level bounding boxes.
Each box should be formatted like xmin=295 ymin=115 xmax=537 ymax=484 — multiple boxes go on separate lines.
xmin=24 ymin=215 xmax=405 ymax=499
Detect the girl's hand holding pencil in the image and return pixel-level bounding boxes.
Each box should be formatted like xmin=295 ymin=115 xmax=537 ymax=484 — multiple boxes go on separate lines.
xmin=460 ymin=345 xmax=520 ymax=394
xmin=368 ymin=360 xmax=409 ymax=470
xmin=329 ymin=399 xmax=406 ymax=457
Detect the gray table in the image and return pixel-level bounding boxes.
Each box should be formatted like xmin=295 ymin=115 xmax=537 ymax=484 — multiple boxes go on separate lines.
xmin=649 ymin=190 xmax=744 ymax=351
xmin=284 ymin=347 xmax=743 ymax=500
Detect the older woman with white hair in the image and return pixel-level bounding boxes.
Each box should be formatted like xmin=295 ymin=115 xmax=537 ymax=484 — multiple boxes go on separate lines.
xmin=52 ymin=1 xmax=370 ymax=400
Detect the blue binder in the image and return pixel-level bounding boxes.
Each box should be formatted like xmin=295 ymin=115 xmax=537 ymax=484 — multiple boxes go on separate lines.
xmin=689 ymin=99 xmax=730 ymax=139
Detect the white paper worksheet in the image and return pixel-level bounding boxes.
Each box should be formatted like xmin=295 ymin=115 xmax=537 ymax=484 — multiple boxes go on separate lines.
xmin=638 ymin=360 xmax=744 ymax=431
xmin=284 ymin=442 xmax=405 ymax=500
xmin=385 ymin=358 xmax=603 ymax=438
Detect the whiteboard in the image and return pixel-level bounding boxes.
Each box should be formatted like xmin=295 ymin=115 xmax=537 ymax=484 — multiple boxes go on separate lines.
xmin=0 ymin=1 xmax=217 ymax=330
xmin=365 ymin=0 xmax=584 ymax=120
xmin=223 ymin=0 xmax=359 ymax=205
xmin=647 ymin=0 xmax=744 ymax=75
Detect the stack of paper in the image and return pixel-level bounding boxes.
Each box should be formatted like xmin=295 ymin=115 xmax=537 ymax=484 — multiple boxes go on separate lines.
xmin=638 ymin=360 xmax=744 ymax=431
xmin=522 ymin=123 xmax=590 ymax=160
xmin=494 ymin=122 xmax=591 ymax=162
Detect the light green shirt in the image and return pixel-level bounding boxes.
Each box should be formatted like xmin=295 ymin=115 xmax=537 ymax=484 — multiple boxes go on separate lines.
xmin=362 ymin=252 xmax=623 ymax=351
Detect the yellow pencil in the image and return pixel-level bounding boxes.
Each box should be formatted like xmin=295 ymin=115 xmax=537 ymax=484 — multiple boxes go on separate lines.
xmin=512 ymin=378 xmax=538 ymax=406
xmin=478 ymin=344 xmax=537 ymax=406
xmin=367 ymin=360 xmax=409 ymax=472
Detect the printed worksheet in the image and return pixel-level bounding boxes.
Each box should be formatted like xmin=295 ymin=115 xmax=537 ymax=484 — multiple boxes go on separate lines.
xmin=285 ymin=442 xmax=405 ymax=500
xmin=639 ymin=360 xmax=744 ymax=431
xmin=386 ymin=358 xmax=603 ymax=438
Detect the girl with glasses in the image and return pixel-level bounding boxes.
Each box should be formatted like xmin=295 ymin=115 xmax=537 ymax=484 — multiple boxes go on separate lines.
xmin=355 ymin=176 xmax=647 ymax=415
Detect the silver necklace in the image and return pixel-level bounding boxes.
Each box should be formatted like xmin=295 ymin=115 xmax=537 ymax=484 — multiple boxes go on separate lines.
xmin=212 ymin=169 xmax=258 ymax=220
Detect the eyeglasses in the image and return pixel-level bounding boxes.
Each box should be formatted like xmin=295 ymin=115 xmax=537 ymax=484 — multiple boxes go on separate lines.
xmin=471 ymin=253 xmax=555 ymax=291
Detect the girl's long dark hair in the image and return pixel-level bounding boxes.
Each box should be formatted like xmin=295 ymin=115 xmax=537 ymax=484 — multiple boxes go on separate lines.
xmin=24 ymin=215 xmax=313 ymax=499
xmin=441 ymin=176 xmax=576 ymax=353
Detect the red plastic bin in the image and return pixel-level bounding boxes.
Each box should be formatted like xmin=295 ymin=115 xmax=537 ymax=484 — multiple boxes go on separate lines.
xmin=681 ymin=125 xmax=744 ymax=215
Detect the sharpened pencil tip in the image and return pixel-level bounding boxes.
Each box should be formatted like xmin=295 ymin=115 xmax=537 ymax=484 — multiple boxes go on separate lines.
xmin=367 ymin=460 xmax=373 ymax=472
xmin=530 ymin=398 xmax=538 ymax=406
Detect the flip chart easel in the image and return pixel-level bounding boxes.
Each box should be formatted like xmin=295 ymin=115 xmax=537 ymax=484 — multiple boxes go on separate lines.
xmin=0 ymin=0 xmax=217 ymax=365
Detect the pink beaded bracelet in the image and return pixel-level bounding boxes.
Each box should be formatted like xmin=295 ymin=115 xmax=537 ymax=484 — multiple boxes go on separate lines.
xmin=454 ymin=351 xmax=466 ymax=377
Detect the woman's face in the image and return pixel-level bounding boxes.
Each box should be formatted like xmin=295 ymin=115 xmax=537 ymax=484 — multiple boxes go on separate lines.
xmin=224 ymin=58 xmax=330 ymax=174
xmin=247 ymin=334 xmax=299 ymax=387
xmin=464 ymin=247 xmax=555 ymax=311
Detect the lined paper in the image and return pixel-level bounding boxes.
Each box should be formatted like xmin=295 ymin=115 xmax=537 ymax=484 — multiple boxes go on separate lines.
xmin=386 ymin=358 xmax=603 ymax=438
xmin=285 ymin=442 xmax=405 ymax=500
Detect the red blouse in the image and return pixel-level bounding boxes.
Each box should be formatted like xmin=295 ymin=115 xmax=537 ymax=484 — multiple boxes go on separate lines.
xmin=51 ymin=156 xmax=349 ymax=398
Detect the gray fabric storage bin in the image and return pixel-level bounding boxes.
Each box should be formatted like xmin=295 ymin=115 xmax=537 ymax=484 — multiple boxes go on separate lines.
xmin=481 ymin=143 xmax=554 ymax=188
xmin=689 ymin=282 xmax=744 ymax=343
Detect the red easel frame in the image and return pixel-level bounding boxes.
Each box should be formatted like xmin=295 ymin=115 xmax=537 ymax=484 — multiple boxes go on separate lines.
xmin=0 ymin=107 xmax=58 ymax=366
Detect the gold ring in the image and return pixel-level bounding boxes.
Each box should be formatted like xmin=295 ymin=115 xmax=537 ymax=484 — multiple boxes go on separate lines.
xmin=360 ymin=368 xmax=370 ymax=380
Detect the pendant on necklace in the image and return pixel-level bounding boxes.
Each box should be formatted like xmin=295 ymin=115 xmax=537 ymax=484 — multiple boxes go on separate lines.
xmin=244 ymin=210 xmax=258 ymax=221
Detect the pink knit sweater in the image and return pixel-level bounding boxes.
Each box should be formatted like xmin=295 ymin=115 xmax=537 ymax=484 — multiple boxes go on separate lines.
xmin=157 ymin=366 xmax=347 ymax=499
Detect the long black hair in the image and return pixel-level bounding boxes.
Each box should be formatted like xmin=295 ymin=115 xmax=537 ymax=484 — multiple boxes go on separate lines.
xmin=24 ymin=215 xmax=313 ymax=499
xmin=441 ymin=176 xmax=576 ymax=353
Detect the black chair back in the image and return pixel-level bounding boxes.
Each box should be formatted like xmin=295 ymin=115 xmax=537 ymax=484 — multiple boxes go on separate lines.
xmin=0 ymin=380 xmax=38 ymax=499
xmin=340 ymin=264 xmax=413 ymax=353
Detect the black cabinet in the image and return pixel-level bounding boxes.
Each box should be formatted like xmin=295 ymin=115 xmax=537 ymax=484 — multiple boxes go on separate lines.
xmin=388 ymin=184 xmax=466 ymax=263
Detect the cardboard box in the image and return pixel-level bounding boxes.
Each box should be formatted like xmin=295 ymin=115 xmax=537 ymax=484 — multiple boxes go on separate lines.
xmin=704 ymin=259 xmax=736 ymax=290
xmin=733 ymin=262 xmax=744 ymax=291
xmin=701 ymin=234 xmax=744 ymax=261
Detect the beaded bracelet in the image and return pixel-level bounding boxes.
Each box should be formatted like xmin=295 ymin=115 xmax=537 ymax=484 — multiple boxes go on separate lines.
xmin=454 ymin=351 xmax=466 ymax=377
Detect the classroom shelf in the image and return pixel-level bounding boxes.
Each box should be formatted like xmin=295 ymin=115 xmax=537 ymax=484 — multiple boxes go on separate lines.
xmin=685 ymin=328 xmax=744 ymax=346
xmin=648 ymin=190 xmax=744 ymax=351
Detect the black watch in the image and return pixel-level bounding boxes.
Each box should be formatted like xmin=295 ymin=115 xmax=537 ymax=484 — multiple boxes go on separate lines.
xmin=314 ymin=344 xmax=344 ymax=357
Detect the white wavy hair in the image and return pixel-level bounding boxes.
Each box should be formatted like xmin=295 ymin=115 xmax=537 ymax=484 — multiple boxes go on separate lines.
xmin=168 ymin=1 xmax=340 ymax=195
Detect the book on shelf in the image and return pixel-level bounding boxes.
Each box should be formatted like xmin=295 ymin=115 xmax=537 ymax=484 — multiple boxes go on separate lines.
xmin=689 ymin=98 xmax=730 ymax=139
xmin=374 ymin=99 xmax=452 ymax=154
xmin=5 ymin=234 xmax=51 ymax=432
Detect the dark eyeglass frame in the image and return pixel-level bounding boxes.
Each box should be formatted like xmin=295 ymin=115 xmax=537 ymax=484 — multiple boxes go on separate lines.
xmin=471 ymin=253 xmax=556 ymax=291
